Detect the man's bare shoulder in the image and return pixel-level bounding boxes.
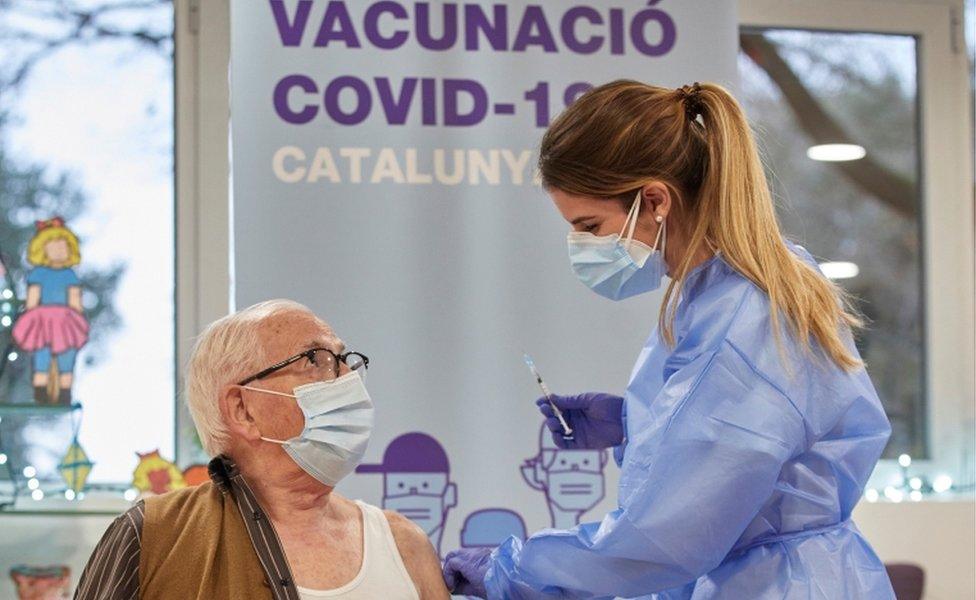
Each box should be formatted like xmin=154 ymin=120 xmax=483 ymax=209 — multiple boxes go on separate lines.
xmin=379 ymin=508 xmax=450 ymax=600
xmin=382 ymin=508 xmax=430 ymax=548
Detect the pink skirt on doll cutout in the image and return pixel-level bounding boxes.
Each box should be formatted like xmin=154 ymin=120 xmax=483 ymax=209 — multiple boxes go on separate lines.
xmin=13 ymin=305 xmax=89 ymax=354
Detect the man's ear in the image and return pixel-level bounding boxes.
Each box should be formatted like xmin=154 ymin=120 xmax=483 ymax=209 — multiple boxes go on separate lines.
xmin=219 ymin=384 xmax=262 ymax=442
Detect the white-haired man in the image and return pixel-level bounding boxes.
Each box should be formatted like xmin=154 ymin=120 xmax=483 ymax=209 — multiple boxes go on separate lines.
xmin=76 ymin=300 xmax=448 ymax=599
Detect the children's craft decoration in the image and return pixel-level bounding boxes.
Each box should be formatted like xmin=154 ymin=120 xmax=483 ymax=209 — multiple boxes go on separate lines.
xmin=58 ymin=439 xmax=93 ymax=494
xmin=132 ymin=449 xmax=185 ymax=495
xmin=182 ymin=464 xmax=209 ymax=487
xmin=9 ymin=565 xmax=71 ymax=600
xmin=11 ymin=217 xmax=89 ymax=406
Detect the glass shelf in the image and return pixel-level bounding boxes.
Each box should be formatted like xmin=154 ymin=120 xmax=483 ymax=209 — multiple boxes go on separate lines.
xmin=0 ymin=403 xmax=83 ymax=415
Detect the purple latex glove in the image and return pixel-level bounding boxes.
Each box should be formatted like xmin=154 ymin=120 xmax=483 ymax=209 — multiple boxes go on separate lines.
xmin=442 ymin=547 xmax=492 ymax=598
xmin=536 ymin=392 xmax=625 ymax=450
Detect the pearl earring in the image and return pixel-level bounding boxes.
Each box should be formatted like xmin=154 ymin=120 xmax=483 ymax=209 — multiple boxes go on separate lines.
xmin=655 ymin=216 xmax=664 ymax=223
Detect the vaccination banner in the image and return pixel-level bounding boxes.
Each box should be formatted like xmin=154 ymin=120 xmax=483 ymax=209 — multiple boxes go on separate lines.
xmin=231 ymin=0 xmax=737 ymax=558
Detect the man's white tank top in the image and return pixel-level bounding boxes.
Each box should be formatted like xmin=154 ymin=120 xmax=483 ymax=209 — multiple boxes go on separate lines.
xmin=297 ymin=501 xmax=420 ymax=600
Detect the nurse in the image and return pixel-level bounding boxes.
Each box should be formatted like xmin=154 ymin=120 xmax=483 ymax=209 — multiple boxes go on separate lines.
xmin=442 ymin=80 xmax=895 ymax=599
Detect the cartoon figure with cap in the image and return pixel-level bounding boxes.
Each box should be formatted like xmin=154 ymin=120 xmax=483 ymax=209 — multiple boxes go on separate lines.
xmin=12 ymin=217 xmax=89 ymax=405
xmin=521 ymin=422 xmax=608 ymax=529
xmin=357 ymin=432 xmax=457 ymax=556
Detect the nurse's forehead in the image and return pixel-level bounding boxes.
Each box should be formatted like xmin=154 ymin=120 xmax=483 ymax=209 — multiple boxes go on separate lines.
xmin=549 ymin=188 xmax=607 ymax=211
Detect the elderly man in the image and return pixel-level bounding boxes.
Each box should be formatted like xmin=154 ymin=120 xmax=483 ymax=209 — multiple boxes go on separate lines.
xmin=75 ymin=300 xmax=448 ymax=599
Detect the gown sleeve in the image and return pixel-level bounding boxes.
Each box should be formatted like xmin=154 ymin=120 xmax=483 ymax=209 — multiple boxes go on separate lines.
xmin=485 ymin=340 xmax=808 ymax=599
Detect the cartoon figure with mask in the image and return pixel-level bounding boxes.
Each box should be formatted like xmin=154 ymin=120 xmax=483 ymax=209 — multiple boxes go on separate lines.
xmin=357 ymin=432 xmax=457 ymax=556
xmin=521 ymin=422 xmax=607 ymax=529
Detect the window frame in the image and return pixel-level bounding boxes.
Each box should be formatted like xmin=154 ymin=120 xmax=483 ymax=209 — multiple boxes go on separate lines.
xmin=0 ymin=1 xmax=188 ymax=511
xmin=738 ymin=0 xmax=975 ymax=489
xmin=177 ymin=0 xmax=975 ymax=489
xmin=174 ymin=0 xmax=232 ymax=465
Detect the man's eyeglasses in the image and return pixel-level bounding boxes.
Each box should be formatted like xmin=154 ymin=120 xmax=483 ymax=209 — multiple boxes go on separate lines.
xmin=238 ymin=348 xmax=369 ymax=386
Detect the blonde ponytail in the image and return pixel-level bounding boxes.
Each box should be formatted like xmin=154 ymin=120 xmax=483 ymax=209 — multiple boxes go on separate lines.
xmin=539 ymin=80 xmax=864 ymax=371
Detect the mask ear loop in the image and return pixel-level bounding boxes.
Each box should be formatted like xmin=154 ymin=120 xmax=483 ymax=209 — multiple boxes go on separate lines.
xmin=651 ymin=216 xmax=666 ymax=254
xmin=242 ymin=386 xmax=296 ymax=399
xmin=240 ymin=385 xmax=294 ymax=444
xmin=618 ymin=191 xmax=642 ymax=248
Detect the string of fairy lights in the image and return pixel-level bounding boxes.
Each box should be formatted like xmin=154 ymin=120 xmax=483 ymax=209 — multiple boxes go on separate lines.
xmin=1 ymin=286 xmax=18 ymax=366
xmin=1 ymin=274 xmax=970 ymax=507
xmin=0 ymin=278 xmax=144 ymax=507
xmin=862 ymin=454 xmax=968 ymax=504
xmin=1 ymin=413 xmax=140 ymax=506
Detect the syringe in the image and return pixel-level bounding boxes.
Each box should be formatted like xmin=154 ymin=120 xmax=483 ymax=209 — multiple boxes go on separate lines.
xmin=523 ymin=353 xmax=574 ymax=441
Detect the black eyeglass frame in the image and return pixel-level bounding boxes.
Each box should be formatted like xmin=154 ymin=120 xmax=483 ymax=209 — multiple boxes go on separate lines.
xmin=238 ymin=347 xmax=369 ymax=386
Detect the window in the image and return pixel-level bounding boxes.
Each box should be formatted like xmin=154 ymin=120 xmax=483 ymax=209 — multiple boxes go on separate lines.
xmin=738 ymin=29 xmax=924 ymax=458
xmin=0 ymin=0 xmax=175 ymax=509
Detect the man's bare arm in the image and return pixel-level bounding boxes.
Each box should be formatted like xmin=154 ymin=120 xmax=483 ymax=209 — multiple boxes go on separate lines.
xmin=385 ymin=510 xmax=451 ymax=600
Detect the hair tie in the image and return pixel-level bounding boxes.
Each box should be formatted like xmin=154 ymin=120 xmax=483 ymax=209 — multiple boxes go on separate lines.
xmin=679 ymin=82 xmax=704 ymax=121
xmin=35 ymin=216 xmax=65 ymax=232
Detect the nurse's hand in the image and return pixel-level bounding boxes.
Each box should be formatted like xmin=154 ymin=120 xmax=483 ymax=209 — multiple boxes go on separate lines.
xmin=442 ymin=547 xmax=492 ymax=598
xmin=536 ymin=393 xmax=624 ymax=450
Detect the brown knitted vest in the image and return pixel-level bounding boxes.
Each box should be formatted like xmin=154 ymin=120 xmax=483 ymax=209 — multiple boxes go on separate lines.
xmin=139 ymin=482 xmax=274 ymax=599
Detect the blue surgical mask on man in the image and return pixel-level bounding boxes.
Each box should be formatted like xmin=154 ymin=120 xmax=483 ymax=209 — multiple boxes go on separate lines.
xmin=567 ymin=191 xmax=667 ymax=300
xmin=245 ymin=370 xmax=374 ymax=487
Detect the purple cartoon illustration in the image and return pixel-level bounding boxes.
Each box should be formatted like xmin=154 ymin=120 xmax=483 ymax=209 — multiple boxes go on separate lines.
xmin=521 ymin=423 xmax=608 ymax=529
xmin=357 ymin=432 xmax=457 ymax=556
xmin=460 ymin=508 xmax=527 ymax=549
xmin=452 ymin=509 xmax=527 ymax=600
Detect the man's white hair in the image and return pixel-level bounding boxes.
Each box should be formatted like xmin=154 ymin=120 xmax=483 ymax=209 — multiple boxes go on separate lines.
xmin=185 ymin=299 xmax=311 ymax=456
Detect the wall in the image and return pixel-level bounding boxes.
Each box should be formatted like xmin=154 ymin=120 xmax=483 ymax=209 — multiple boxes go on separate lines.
xmin=0 ymin=512 xmax=114 ymax=599
xmin=854 ymin=499 xmax=976 ymax=600
xmin=0 ymin=1 xmax=971 ymax=600
xmin=0 ymin=498 xmax=972 ymax=599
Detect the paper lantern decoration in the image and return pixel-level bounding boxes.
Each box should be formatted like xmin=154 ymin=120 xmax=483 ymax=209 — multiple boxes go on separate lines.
xmin=132 ymin=449 xmax=185 ymax=495
xmin=58 ymin=440 xmax=93 ymax=494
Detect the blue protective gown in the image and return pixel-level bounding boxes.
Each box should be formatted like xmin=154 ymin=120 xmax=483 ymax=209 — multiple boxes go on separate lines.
xmin=486 ymin=249 xmax=894 ymax=599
